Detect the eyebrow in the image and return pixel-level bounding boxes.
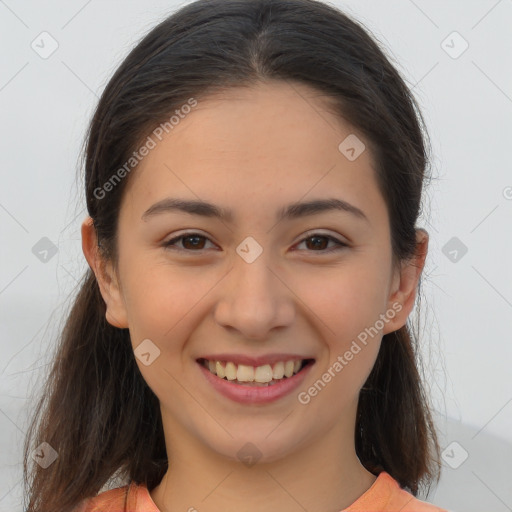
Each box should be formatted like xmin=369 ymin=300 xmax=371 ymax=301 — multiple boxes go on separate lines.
xmin=141 ymin=197 xmax=369 ymax=224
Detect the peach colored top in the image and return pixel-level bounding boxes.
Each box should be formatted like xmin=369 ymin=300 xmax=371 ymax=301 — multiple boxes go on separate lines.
xmin=80 ymin=471 xmax=449 ymax=511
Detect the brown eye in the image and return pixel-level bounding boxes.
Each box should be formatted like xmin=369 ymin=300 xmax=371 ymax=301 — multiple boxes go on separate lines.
xmin=295 ymin=233 xmax=347 ymax=253
xmin=163 ymin=233 xmax=214 ymax=251
xmin=162 ymin=231 xmax=347 ymax=254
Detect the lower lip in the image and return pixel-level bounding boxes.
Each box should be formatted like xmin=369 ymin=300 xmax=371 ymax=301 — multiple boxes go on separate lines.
xmin=197 ymin=361 xmax=314 ymax=404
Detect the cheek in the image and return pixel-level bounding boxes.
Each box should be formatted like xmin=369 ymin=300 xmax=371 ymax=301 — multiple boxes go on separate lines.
xmin=301 ymin=262 xmax=389 ymax=339
xmin=121 ymin=266 xmax=206 ymax=400
xmin=119 ymin=260 xmax=203 ymax=348
xmin=296 ymin=261 xmax=387 ymax=398
xmin=309 ymin=342 xmax=380 ymax=417
xmin=300 ymin=270 xmax=384 ymax=408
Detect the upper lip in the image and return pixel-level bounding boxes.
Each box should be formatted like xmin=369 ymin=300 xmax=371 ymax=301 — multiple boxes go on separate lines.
xmin=198 ymin=353 xmax=315 ymax=367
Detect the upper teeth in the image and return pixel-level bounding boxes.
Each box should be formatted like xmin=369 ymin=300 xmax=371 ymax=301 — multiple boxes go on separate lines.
xmin=204 ymin=359 xmax=303 ymax=383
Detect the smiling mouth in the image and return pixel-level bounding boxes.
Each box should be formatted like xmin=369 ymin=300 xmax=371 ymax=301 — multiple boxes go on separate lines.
xmin=197 ymin=358 xmax=315 ymax=387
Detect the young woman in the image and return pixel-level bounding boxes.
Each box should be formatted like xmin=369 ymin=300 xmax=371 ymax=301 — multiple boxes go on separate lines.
xmin=23 ymin=0 xmax=449 ymax=511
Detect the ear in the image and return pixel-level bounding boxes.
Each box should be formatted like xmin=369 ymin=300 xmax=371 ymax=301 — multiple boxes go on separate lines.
xmin=382 ymin=228 xmax=429 ymax=335
xmin=81 ymin=216 xmax=129 ymax=329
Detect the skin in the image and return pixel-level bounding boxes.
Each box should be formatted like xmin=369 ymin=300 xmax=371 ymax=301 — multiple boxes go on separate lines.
xmin=82 ymin=80 xmax=428 ymax=512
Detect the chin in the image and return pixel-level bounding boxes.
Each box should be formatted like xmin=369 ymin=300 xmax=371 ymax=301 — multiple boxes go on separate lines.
xmin=202 ymin=425 xmax=310 ymax=466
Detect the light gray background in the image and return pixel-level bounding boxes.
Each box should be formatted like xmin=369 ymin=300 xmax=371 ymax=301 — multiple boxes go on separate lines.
xmin=1 ymin=1 xmax=511 ymax=511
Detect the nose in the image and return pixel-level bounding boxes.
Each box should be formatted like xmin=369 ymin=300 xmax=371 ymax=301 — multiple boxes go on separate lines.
xmin=213 ymin=249 xmax=295 ymax=340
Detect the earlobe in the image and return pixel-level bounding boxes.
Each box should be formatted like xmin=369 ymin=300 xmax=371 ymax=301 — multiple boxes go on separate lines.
xmin=81 ymin=216 xmax=129 ymax=329
xmin=382 ymin=229 xmax=429 ymax=335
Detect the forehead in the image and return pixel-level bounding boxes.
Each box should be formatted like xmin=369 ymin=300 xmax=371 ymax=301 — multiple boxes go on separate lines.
xmin=122 ymin=80 xmax=386 ymax=225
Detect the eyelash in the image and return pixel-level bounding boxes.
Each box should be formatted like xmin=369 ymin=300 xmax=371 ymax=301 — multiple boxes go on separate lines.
xmin=162 ymin=231 xmax=348 ymax=254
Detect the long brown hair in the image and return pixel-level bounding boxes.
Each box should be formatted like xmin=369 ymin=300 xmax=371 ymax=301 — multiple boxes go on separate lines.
xmin=23 ymin=1 xmax=441 ymax=510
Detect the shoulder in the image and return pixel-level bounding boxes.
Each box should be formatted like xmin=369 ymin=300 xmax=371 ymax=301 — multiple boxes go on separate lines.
xmin=76 ymin=482 xmax=146 ymax=512
xmin=77 ymin=485 xmax=129 ymax=512
xmin=378 ymin=472 xmax=450 ymax=512
xmin=383 ymin=473 xmax=450 ymax=512
xmin=344 ymin=471 xmax=450 ymax=512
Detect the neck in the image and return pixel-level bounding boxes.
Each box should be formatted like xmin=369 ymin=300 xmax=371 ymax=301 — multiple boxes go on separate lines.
xmin=150 ymin=408 xmax=377 ymax=512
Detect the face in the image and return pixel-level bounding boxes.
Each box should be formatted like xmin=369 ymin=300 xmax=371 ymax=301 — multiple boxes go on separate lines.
xmin=83 ymin=80 xmax=426 ymax=465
